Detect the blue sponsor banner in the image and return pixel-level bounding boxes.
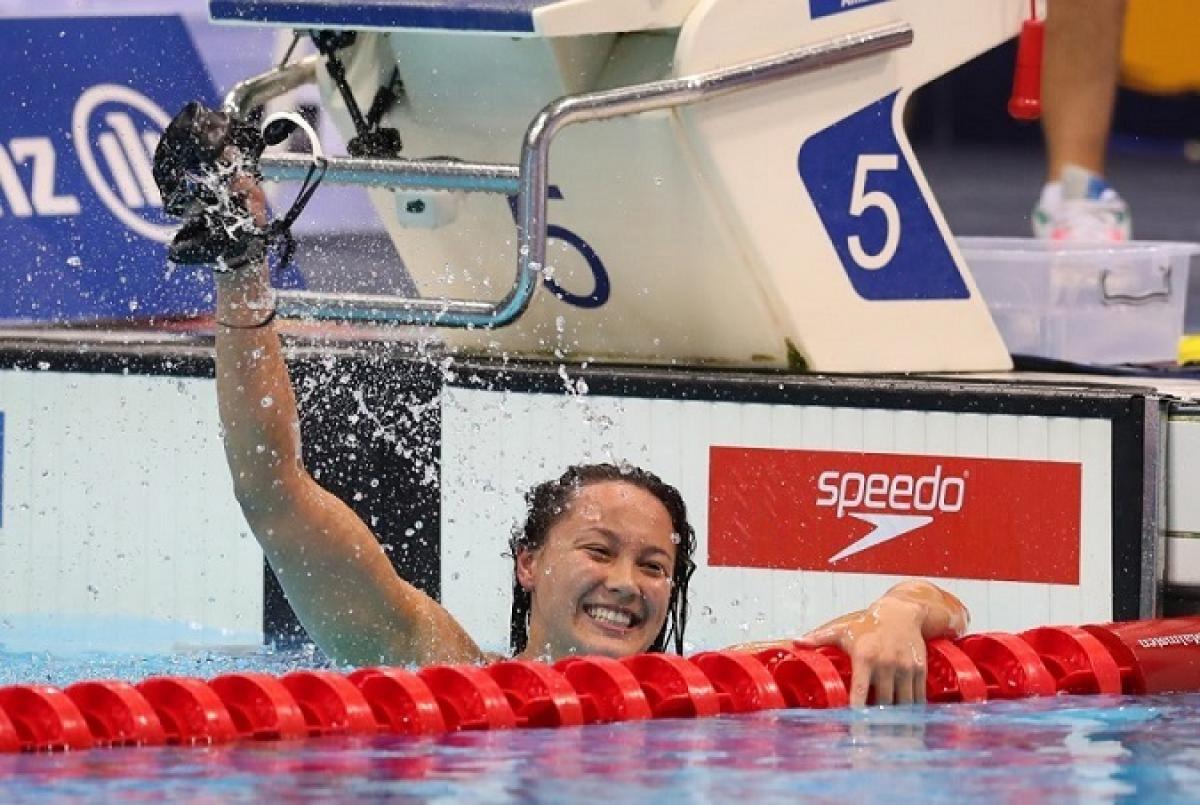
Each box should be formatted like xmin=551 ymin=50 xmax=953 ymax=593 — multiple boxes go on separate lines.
xmin=210 ymin=0 xmax=544 ymax=33
xmin=798 ymin=92 xmax=968 ymax=301
xmin=0 ymin=16 xmax=302 ymax=323
xmin=809 ymin=0 xmax=892 ymax=19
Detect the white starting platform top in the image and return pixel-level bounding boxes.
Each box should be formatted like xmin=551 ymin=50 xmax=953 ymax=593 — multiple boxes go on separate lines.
xmin=208 ymin=0 xmax=1028 ymax=374
xmin=208 ymin=0 xmax=697 ymax=35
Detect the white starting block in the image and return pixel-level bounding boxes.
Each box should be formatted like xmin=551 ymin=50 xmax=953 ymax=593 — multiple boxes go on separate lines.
xmin=212 ymin=0 xmax=1024 ymax=372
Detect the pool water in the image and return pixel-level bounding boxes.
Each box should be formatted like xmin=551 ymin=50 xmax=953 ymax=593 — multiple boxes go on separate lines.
xmin=1 ymin=650 xmax=1199 ymax=802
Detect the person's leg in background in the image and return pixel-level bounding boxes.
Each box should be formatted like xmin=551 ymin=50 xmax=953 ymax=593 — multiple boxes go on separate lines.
xmin=1033 ymin=0 xmax=1132 ymax=241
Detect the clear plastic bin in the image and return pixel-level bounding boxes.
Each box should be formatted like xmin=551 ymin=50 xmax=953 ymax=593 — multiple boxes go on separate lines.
xmin=958 ymin=237 xmax=1200 ymax=365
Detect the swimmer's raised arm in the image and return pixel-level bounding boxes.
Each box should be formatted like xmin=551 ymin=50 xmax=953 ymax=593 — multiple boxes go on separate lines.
xmin=206 ymin=178 xmax=484 ymax=667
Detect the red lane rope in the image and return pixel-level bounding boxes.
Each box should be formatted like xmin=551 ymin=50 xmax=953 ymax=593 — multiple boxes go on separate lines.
xmin=2 ymin=618 xmax=1198 ymax=753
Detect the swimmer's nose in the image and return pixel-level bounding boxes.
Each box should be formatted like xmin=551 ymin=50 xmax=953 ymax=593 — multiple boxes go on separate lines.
xmin=605 ymin=558 xmax=637 ymax=601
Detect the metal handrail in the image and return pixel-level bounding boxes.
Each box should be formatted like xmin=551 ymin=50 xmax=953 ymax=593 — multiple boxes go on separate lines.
xmin=224 ymin=55 xmax=321 ymax=115
xmin=227 ymin=22 xmax=914 ymax=328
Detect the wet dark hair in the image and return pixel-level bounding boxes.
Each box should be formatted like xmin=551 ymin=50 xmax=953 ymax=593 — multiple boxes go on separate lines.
xmin=508 ymin=463 xmax=697 ymax=657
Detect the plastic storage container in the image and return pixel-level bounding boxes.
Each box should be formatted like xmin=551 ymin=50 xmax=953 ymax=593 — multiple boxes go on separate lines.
xmin=959 ymin=237 xmax=1200 ymax=365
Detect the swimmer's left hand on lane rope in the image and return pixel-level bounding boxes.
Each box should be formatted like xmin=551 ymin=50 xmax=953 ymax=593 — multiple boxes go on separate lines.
xmin=798 ymin=595 xmax=932 ymax=707
xmin=152 ymin=101 xmax=327 ymax=272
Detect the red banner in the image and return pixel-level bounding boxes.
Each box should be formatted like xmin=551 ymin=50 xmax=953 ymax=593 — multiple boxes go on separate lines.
xmin=708 ymin=447 xmax=1081 ymax=583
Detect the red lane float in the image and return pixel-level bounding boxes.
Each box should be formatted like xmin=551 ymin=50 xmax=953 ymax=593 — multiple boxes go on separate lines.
xmin=418 ymin=665 xmax=517 ymax=731
xmin=208 ymin=673 xmax=308 ymax=741
xmin=957 ymin=632 xmax=1057 ymax=699
xmin=0 ymin=706 xmax=19 ymax=753
xmin=621 ymin=654 xmax=721 ymax=719
xmin=812 ymin=646 xmax=855 ymax=697
xmin=485 ymin=660 xmax=584 ymax=728
xmin=554 ymin=656 xmax=652 ymax=724
xmin=691 ymin=651 xmax=785 ymax=713
xmin=1083 ymin=618 xmax=1200 ymax=694
xmin=1020 ymin=626 xmax=1123 ymax=695
xmin=753 ymin=646 xmax=848 ymax=709
xmin=135 ymin=677 xmax=238 ymax=746
xmin=64 ymin=680 xmax=166 ymax=747
xmin=2 ymin=617 xmax=1199 ymax=754
xmin=348 ymin=667 xmax=445 ymax=735
xmin=0 ymin=684 xmax=94 ymax=751
xmin=926 ymin=639 xmax=988 ymax=704
xmin=280 ymin=670 xmax=377 ymax=736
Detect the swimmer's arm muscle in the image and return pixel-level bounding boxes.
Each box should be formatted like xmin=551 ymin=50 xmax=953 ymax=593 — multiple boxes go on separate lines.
xmin=245 ymin=475 xmax=486 ymax=666
xmin=213 ymin=241 xmax=483 ymax=666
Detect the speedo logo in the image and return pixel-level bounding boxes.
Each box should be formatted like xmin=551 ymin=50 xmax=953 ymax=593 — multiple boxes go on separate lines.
xmin=708 ymin=446 xmax=1082 ymax=584
xmin=815 ymin=465 xmax=966 ymax=518
xmin=814 ymin=465 xmax=966 ymax=563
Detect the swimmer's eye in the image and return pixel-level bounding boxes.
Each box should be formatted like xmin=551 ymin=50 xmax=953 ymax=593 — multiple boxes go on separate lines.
xmin=641 ymin=561 xmax=668 ymax=578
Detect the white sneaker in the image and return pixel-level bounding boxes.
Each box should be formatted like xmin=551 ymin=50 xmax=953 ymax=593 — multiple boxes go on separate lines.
xmin=1031 ymin=165 xmax=1132 ymax=242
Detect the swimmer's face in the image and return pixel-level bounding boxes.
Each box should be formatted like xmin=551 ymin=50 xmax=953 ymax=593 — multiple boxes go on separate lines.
xmin=517 ymin=480 xmax=676 ymax=660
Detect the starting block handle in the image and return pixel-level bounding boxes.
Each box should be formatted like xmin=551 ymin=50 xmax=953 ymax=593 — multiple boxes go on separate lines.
xmin=224 ymin=55 xmax=322 ymax=116
xmin=262 ymin=154 xmax=524 ymax=326
xmin=261 ymin=154 xmax=520 ymax=194
xmin=231 ymin=22 xmax=913 ymax=329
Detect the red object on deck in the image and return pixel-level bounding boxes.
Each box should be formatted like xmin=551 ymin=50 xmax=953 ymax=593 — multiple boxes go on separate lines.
xmin=485 ymin=660 xmax=584 ymax=728
xmin=208 ymin=672 xmax=308 ymax=741
xmin=64 ymin=680 xmax=166 ymax=747
xmin=1020 ymin=626 xmax=1124 ymax=695
xmin=136 ymin=677 xmax=238 ymax=746
xmin=0 ymin=684 xmax=94 ymax=751
xmin=553 ymin=656 xmax=652 ymax=724
xmin=757 ymin=646 xmax=849 ymax=709
xmin=418 ymin=665 xmax=517 ymax=730
xmin=280 ymin=670 xmax=378 ymax=736
xmin=957 ymin=633 xmax=1057 ymax=699
xmin=1008 ymin=15 xmax=1044 ymax=120
xmin=348 ymin=667 xmax=446 ymax=735
xmin=691 ymin=651 xmax=786 ymax=713
xmin=926 ymin=639 xmax=988 ymax=704
xmin=1083 ymin=618 xmax=1200 ymax=694
xmin=621 ymin=653 xmax=722 ymax=719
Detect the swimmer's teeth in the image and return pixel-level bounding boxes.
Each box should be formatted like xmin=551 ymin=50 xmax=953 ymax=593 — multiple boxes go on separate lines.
xmin=586 ymin=606 xmax=632 ymax=627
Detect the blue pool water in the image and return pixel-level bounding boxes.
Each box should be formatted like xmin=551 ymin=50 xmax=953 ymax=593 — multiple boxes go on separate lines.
xmin=2 ymin=649 xmax=1199 ymax=802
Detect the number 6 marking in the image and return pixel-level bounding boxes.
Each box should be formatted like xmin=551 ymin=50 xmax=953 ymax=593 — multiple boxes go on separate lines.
xmin=506 ymin=187 xmax=610 ymax=309
xmin=847 ymin=154 xmax=900 ymax=271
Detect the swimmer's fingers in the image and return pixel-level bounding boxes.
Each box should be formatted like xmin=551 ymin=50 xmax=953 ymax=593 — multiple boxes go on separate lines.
xmin=892 ymin=659 xmax=914 ymax=705
xmin=912 ymin=644 xmax=928 ymax=704
xmin=847 ymin=640 xmax=876 ymax=707
xmin=871 ymin=664 xmax=895 ymax=707
xmin=873 ymin=642 xmax=928 ymax=706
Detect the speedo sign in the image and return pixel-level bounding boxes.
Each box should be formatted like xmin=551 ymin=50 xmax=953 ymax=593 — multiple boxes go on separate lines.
xmin=708 ymin=447 xmax=1081 ymax=583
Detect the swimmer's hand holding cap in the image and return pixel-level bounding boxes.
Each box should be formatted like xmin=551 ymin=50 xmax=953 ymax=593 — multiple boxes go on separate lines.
xmin=152 ymin=101 xmax=269 ymax=272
